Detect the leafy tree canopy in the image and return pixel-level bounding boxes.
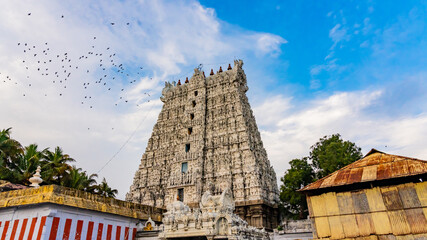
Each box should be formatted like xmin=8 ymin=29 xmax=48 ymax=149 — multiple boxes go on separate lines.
xmin=280 ymin=157 xmax=314 ymax=219
xmin=279 ymin=133 xmax=362 ymax=220
xmin=0 ymin=127 xmax=118 ymax=198
xmin=310 ymin=133 xmax=363 ymax=179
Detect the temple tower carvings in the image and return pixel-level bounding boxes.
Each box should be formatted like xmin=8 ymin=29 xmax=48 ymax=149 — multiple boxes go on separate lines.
xmin=126 ymin=60 xmax=279 ymax=229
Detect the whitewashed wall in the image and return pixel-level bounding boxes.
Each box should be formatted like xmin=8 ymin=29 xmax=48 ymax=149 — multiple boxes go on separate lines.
xmin=0 ymin=203 xmax=138 ymax=240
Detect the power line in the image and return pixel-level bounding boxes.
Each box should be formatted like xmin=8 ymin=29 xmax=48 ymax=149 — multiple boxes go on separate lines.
xmin=96 ymin=99 xmax=157 ymax=174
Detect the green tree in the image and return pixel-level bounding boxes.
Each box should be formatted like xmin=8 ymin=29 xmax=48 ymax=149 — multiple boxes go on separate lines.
xmin=310 ymin=134 xmax=362 ymax=179
xmin=0 ymin=128 xmax=23 ymax=181
xmin=280 ymin=157 xmax=314 ymax=219
xmin=61 ymin=166 xmax=98 ymax=192
xmin=7 ymin=144 xmax=46 ymax=185
xmin=40 ymin=146 xmax=75 ymax=185
xmin=96 ymin=178 xmax=118 ymax=198
xmin=0 ymin=128 xmax=119 ymax=198
xmin=0 ymin=128 xmax=23 ymax=165
xmin=279 ymin=133 xmax=362 ymax=219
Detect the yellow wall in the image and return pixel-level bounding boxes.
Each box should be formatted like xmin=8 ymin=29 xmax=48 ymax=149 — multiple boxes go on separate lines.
xmin=0 ymin=185 xmax=163 ymax=222
xmin=307 ymin=181 xmax=427 ymax=239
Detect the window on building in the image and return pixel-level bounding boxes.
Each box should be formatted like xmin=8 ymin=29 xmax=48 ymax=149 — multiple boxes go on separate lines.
xmin=178 ymin=188 xmax=184 ymax=202
xmin=192 ymin=100 xmax=196 ymax=107
xmin=185 ymin=144 xmax=190 ymax=152
xmin=188 ymin=127 xmax=193 ymax=135
xmin=194 ymin=91 xmax=198 ymax=96
xmin=181 ymin=162 xmax=188 ymax=173
xmin=190 ymin=113 xmax=194 ymax=120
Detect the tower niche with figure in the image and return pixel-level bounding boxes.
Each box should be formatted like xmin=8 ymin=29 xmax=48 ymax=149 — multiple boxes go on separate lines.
xmin=126 ymin=60 xmax=279 ymax=229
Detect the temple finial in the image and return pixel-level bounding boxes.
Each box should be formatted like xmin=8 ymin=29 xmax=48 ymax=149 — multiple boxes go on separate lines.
xmin=29 ymin=166 xmax=43 ymax=188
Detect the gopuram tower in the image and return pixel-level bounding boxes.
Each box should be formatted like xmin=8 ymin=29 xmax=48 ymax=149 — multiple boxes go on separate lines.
xmin=126 ymin=60 xmax=279 ymax=229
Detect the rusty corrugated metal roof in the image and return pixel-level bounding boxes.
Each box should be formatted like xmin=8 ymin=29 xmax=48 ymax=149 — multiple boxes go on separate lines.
xmin=300 ymin=149 xmax=427 ymax=192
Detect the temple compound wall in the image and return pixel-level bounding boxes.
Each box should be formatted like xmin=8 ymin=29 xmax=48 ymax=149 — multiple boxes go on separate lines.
xmin=0 ymin=185 xmax=163 ymax=240
xmin=126 ymin=60 xmax=280 ymax=229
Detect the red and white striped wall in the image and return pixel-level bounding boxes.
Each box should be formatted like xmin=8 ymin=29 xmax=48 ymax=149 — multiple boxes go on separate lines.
xmin=0 ymin=204 xmax=139 ymax=240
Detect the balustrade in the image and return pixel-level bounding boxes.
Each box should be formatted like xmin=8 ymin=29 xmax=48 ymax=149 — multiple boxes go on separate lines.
xmin=168 ymin=170 xmax=194 ymax=187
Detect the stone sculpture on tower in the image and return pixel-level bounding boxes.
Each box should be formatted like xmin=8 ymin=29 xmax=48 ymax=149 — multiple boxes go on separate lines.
xmin=126 ymin=60 xmax=280 ymax=229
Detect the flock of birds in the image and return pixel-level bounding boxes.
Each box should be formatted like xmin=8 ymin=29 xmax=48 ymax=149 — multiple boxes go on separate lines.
xmin=0 ymin=13 xmax=153 ymax=113
xmin=0 ymin=11 xmax=234 ymax=172
xmin=0 ymin=11 xmax=184 ymax=173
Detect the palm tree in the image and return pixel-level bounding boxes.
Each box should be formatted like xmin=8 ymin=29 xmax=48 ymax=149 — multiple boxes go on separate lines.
xmin=0 ymin=128 xmax=118 ymax=198
xmin=0 ymin=128 xmax=23 ymax=165
xmin=62 ymin=166 xmax=98 ymax=192
xmin=9 ymin=144 xmax=46 ymax=184
xmin=41 ymin=146 xmax=75 ymax=185
xmin=96 ymin=178 xmax=118 ymax=198
xmin=0 ymin=128 xmax=23 ymax=182
xmin=82 ymin=172 xmax=98 ymax=193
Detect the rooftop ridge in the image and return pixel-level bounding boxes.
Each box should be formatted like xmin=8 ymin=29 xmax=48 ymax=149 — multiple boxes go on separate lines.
xmin=299 ymin=149 xmax=427 ymax=192
xmin=0 ymin=185 xmax=163 ymax=221
xmin=161 ymin=60 xmax=244 ymax=101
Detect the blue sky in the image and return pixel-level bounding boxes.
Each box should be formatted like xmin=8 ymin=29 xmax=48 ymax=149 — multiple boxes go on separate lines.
xmin=201 ymin=0 xmax=426 ymax=101
xmin=0 ymin=1 xmax=426 ymax=199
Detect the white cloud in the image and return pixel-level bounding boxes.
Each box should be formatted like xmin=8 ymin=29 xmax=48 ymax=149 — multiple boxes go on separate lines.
xmin=329 ymin=24 xmax=349 ymax=49
xmin=309 ymin=58 xmax=347 ymax=81
xmin=360 ymin=40 xmax=369 ymax=48
xmin=254 ymin=33 xmax=287 ymax=56
xmin=309 ymin=79 xmax=321 ymax=89
xmin=253 ymin=95 xmax=292 ymax=127
xmin=308 ymin=12 xmax=352 ymax=85
xmin=362 ymin=17 xmax=372 ymax=35
xmin=254 ymin=89 xmax=427 ymax=181
xmin=0 ymin=0 xmax=286 ymax=199
xmin=324 ymin=51 xmax=334 ymax=60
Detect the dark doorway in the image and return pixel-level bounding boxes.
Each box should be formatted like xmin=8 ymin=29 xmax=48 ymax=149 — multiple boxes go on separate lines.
xmin=177 ymin=188 xmax=184 ymax=202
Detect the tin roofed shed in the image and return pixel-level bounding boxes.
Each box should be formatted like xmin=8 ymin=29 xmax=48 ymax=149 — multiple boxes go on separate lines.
xmin=299 ymin=149 xmax=427 ymax=240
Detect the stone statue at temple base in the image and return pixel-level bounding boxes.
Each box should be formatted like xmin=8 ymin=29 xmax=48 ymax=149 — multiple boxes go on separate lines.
xmin=160 ymin=188 xmax=270 ymax=240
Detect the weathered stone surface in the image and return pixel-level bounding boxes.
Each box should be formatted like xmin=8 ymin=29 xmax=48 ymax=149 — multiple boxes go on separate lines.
xmin=0 ymin=185 xmax=163 ymax=221
xmin=126 ymin=60 xmax=279 ymax=228
xmin=281 ymin=219 xmax=312 ymax=233
xmin=159 ymin=188 xmax=270 ymax=240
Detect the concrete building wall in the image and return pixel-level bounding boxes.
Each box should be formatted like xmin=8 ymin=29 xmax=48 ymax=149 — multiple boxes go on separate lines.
xmin=307 ymin=181 xmax=427 ymax=239
xmin=0 ymin=203 xmax=138 ymax=240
